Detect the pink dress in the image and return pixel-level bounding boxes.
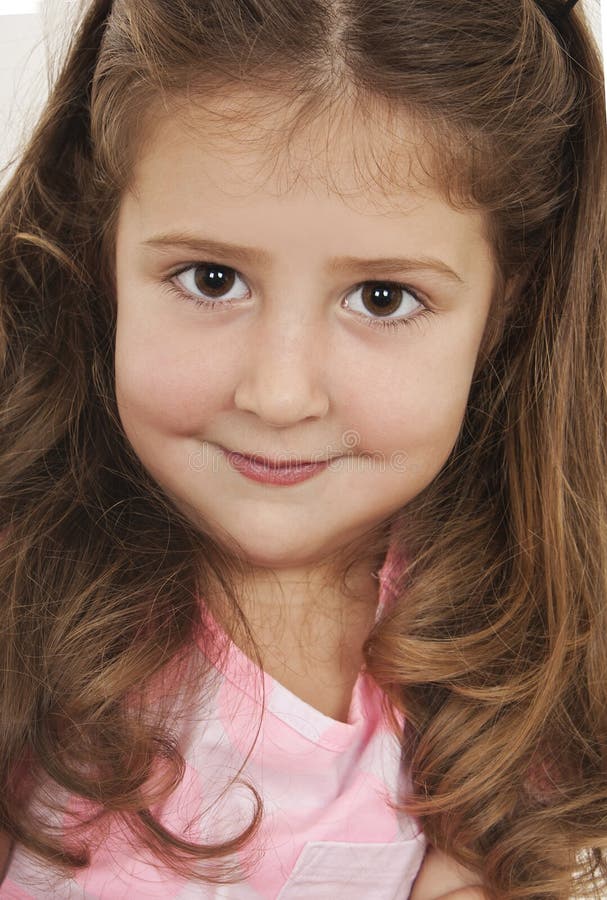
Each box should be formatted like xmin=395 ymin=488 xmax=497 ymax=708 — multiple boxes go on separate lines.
xmin=1 ymin=543 xmax=426 ymax=898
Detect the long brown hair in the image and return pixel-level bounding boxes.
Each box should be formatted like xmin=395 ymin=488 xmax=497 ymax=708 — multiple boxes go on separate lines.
xmin=1 ymin=1 xmax=606 ymax=896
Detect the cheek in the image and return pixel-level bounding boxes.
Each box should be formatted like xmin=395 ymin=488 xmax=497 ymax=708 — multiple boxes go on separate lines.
xmin=114 ymin=311 xmax=227 ymax=435
xmin=360 ymin=389 xmax=468 ymax=462
xmin=357 ymin=328 xmax=480 ymax=456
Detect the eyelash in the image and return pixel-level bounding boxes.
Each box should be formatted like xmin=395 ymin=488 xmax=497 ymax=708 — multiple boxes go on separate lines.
xmin=161 ymin=262 xmax=434 ymax=333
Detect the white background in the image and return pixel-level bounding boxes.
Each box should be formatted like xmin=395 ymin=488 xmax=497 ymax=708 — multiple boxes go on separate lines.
xmin=0 ymin=0 xmax=605 ymax=188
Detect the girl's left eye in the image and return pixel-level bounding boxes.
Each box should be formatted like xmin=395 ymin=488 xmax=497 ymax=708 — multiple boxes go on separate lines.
xmin=161 ymin=262 xmax=434 ymax=333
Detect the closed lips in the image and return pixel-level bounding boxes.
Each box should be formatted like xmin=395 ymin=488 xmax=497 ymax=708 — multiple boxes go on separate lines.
xmin=224 ymin=449 xmax=334 ymax=468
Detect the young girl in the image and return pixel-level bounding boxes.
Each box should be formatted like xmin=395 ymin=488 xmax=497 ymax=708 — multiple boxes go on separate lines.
xmin=0 ymin=0 xmax=605 ymax=897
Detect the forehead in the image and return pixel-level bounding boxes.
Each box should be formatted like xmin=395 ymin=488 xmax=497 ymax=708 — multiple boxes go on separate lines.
xmin=130 ymin=86 xmax=469 ymax=215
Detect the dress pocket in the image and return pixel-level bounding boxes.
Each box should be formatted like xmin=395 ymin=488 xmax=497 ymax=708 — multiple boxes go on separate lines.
xmin=276 ymin=839 xmax=426 ymax=900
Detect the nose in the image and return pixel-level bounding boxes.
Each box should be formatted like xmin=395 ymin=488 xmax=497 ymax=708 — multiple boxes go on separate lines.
xmin=233 ymin=305 xmax=330 ymax=427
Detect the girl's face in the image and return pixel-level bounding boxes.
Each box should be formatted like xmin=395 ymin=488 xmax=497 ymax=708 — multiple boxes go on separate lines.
xmin=114 ymin=92 xmax=498 ymax=570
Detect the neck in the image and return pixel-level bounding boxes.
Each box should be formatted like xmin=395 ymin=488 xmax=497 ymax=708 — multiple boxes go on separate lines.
xmin=221 ymin=548 xmax=388 ymax=673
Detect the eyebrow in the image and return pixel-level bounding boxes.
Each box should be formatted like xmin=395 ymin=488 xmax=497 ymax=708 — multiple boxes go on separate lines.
xmin=141 ymin=231 xmax=466 ymax=285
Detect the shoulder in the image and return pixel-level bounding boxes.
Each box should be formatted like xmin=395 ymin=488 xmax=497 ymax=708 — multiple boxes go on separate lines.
xmin=410 ymin=847 xmax=486 ymax=900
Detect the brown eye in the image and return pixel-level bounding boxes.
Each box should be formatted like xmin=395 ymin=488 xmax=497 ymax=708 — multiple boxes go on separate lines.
xmin=168 ymin=263 xmax=250 ymax=307
xmin=344 ymin=281 xmax=423 ymax=326
xmin=193 ymin=264 xmax=236 ymax=297
xmin=360 ymin=283 xmax=405 ymax=317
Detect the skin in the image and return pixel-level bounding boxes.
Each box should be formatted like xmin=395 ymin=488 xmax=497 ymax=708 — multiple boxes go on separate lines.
xmin=112 ymin=90 xmax=500 ymax=894
xmin=410 ymin=848 xmax=484 ymax=899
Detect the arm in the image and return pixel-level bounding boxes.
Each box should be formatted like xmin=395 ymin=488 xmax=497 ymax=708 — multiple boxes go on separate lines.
xmin=410 ymin=847 xmax=486 ymax=900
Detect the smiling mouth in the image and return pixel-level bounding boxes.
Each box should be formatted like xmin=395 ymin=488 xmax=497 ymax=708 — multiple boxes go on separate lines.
xmin=218 ymin=445 xmax=340 ymax=469
xmin=227 ymin=451 xmax=336 ymax=469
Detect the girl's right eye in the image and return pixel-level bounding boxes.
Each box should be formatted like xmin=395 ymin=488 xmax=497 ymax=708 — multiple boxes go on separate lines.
xmin=163 ymin=263 xmax=250 ymax=310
